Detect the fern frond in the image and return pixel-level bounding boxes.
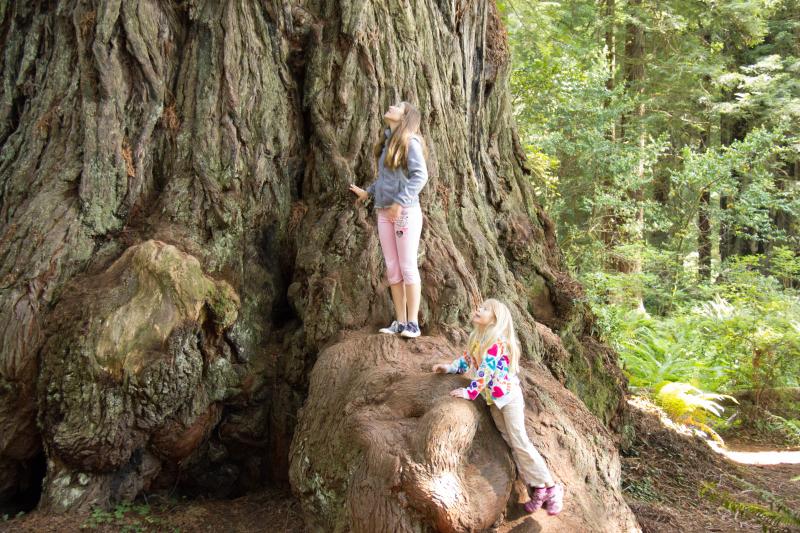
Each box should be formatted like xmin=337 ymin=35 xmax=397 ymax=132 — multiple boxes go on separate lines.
xmin=700 ymin=482 xmax=800 ymax=531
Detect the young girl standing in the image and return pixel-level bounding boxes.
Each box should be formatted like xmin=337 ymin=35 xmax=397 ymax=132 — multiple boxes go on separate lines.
xmin=432 ymin=299 xmax=564 ymax=515
xmin=349 ymin=101 xmax=429 ymax=338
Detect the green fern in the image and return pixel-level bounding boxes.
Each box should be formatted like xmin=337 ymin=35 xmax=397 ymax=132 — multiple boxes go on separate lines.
xmin=727 ymin=474 xmax=800 ymax=523
xmin=757 ymin=411 xmax=800 ymax=446
xmin=655 ymin=382 xmax=738 ymax=442
xmin=700 ymin=482 xmax=800 ymax=532
xmin=619 ymin=328 xmax=700 ymax=387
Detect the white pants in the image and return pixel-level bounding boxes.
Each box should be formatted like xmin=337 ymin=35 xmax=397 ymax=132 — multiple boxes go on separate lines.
xmin=489 ymin=387 xmax=554 ymax=487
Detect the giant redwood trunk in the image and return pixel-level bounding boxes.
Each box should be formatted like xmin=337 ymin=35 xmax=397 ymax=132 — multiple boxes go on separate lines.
xmin=0 ymin=0 xmax=637 ymax=530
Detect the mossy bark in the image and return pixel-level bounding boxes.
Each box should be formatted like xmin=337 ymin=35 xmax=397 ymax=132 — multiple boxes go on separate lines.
xmin=0 ymin=0 xmax=631 ymax=524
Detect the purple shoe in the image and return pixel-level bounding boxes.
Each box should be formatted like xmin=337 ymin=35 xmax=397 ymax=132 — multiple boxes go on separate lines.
xmin=543 ymin=484 xmax=564 ymax=515
xmin=523 ymin=486 xmax=548 ymax=513
xmin=400 ymin=321 xmax=421 ymax=338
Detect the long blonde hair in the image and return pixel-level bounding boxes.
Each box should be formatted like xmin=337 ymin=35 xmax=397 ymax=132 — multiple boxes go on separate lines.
xmin=373 ymin=101 xmax=428 ymax=169
xmin=467 ymin=299 xmax=522 ymax=374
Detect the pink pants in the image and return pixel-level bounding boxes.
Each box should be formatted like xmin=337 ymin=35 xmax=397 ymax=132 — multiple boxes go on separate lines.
xmin=377 ymin=205 xmax=423 ymax=285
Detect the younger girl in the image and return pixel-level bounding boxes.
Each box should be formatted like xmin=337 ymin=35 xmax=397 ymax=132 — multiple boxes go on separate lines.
xmin=349 ymin=101 xmax=429 ymax=338
xmin=432 ymin=299 xmax=564 ymax=515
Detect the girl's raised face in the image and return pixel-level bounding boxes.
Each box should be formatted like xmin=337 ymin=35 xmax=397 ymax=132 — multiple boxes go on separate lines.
xmin=383 ymin=102 xmax=405 ymax=123
xmin=471 ymin=303 xmax=494 ymax=328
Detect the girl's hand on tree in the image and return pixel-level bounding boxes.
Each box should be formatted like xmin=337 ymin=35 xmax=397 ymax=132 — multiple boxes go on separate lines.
xmin=387 ymin=203 xmax=403 ymax=222
xmin=432 ymin=364 xmax=449 ymax=373
xmin=449 ymin=388 xmax=469 ymax=399
xmin=349 ymin=184 xmax=368 ymax=202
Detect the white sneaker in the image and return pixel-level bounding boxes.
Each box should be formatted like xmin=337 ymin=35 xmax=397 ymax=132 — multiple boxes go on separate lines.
xmin=400 ymin=321 xmax=421 ymax=338
xmin=379 ymin=320 xmax=405 ymax=335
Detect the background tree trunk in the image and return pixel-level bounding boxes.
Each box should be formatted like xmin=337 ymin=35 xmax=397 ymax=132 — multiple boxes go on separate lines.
xmin=718 ymin=114 xmax=749 ymax=261
xmin=604 ymin=0 xmax=616 ymax=140
xmin=0 ymin=0 xmax=633 ymax=527
xmin=698 ymin=188 xmax=712 ymax=280
xmin=613 ymin=0 xmax=646 ymax=311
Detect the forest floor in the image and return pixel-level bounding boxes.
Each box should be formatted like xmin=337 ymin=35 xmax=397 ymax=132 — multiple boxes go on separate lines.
xmin=1 ymin=487 xmax=306 ymax=533
xmin=3 ymin=398 xmax=798 ymax=533
xmin=619 ymin=397 xmax=800 ymax=533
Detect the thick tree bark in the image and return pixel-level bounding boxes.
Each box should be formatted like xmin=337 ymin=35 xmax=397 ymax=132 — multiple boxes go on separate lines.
xmin=1 ymin=0 xmax=305 ymax=508
xmin=37 ymin=240 xmax=241 ymax=511
xmin=0 ymin=0 xmax=634 ymax=527
xmin=290 ymin=333 xmax=639 ymax=532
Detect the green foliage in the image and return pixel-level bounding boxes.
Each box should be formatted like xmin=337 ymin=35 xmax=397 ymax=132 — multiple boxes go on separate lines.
xmin=585 ymin=257 xmax=800 ymax=399
xmin=770 ymin=246 xmax=800 ymax=288
xmin=753 ymin=411 xmax=800 ymax=446
xmin=501 ymin=0 xmax=666 ymax=272
xmin=655 ymin=382 xmax=737 ymax=441
xmin=80 ymin=503 xmax=174 ymax=532
xmin=622 ymin=476 xmax=660 ymax=502
xmin=621 ymin=325 xmax=715 ymax=388
xmin=656 ymin=382 xmax=736 ymax=421
xmin=501 ymin=0 xmax=800 ymax=435
xmin=501 ymin=0 xmax=800 ymax=276
xmin=701 ymin=477 xmax=800 ymax=532
xmin=662 ymin=126 xmax=798 ymax=261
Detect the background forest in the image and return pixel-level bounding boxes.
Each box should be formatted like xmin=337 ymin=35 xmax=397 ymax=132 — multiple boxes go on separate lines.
xmin=500 ymin=0 xmax=800 ymax=443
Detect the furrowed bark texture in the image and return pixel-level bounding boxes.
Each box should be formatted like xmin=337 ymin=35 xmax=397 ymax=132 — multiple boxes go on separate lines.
xmin=0 ymin=0 xmax=636 ymax=529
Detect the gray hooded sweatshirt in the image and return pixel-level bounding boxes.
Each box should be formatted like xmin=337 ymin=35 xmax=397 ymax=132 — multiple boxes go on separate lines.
xmin=366 ymin=128 xmax=429 ymax=208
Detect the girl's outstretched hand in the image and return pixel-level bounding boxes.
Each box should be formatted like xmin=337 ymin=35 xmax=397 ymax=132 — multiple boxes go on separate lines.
xmin=431 ymin=364 xmax=449 ymax=373
xmin=349 ymin=184 xmax=368 ymax=202
xmin=449 ymin=388 xmax=470 ymax=399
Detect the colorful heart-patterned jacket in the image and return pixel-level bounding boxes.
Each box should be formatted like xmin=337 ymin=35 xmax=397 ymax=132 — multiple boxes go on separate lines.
xmin=446 ymin=338 xmax=519 ymax=408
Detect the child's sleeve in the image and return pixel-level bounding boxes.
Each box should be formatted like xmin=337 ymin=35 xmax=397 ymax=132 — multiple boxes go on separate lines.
xmin=464 ymin=343 xmax=501 ymax=400
xmin=398 ymin=137 xmax=428 ymax=206
xmin=366 ymin=182 xmax=376 ymax=196
xmin=446 ymin=351 xmax=469 ymax=374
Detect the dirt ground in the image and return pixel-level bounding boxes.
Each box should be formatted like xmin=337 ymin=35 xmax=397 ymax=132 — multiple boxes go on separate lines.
xmin=3 ymin=399 xmax=798 ymax=533
xmin=1 ymin=488 xmax=305 ymax=533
